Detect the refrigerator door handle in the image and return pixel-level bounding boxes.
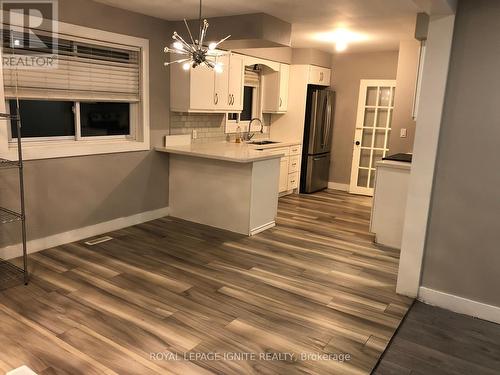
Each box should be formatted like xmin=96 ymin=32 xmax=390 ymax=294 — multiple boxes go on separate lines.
xmin=313 ymin=156 xmax=327 ymax=161
xmin=323 ymin=93 xmax=332 ymax=149
xmin=309 ymin=91 xmax=319 ymax=152
xmin=320 ymin=94 xmax=329 ymax=148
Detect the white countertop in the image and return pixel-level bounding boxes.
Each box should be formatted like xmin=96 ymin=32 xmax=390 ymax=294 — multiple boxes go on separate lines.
xmin=376 ymin=160 xmax=412 ymax=171
xmin=246 ymin=140 xmax=302 ymax=150
xmin=156 ymin=142 xmax=289 ymax=163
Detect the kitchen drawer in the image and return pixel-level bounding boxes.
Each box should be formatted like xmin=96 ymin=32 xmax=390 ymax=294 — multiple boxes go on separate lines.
xmin=265 ymin=147 xmax=290 ymax=157
xmin=289 ymin=155 xmax=300 ymax=173
xmin=288 ymin=172 xmax=299 ymax=191
xmin=289 ymin=144 xmax=302 ymax=156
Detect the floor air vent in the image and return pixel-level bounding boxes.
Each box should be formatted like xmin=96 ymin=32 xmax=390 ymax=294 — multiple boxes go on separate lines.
xmin=84 ymin=236 xmax=113 ymax=246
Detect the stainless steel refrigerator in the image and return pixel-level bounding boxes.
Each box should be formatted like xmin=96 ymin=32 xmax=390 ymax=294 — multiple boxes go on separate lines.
xmin=300 ymin=87 xmax=335 ymax=193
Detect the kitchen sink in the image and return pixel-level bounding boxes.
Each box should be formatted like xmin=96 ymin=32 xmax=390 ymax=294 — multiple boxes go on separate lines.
xmin=247 ymin=140 xmax=280 ymax=145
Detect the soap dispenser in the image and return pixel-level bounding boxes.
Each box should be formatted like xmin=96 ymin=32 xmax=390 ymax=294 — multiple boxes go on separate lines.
xmin=235 ymin=125 xmax=242 ymax=143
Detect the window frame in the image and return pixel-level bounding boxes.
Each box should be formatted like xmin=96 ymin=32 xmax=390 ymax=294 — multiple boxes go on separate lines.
xmin=0 ymin=20 xmax=150 ymax=160
xmin=6 ymin=100 xmax=136 ymax=143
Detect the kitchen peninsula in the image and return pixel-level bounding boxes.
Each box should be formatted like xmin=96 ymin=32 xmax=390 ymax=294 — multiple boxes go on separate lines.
xmin=156 ymin=142 xmax=283 ymax=235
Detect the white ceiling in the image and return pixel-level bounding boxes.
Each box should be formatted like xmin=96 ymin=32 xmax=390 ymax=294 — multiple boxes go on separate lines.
xmin=93 ymin=0 xmax=421 ymax=53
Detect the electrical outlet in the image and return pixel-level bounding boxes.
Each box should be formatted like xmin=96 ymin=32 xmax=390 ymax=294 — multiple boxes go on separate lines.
xmin=400 ymin=128 xmax=407 ymax=138
xmin=192 ymin=129 xmax=197 ymax=139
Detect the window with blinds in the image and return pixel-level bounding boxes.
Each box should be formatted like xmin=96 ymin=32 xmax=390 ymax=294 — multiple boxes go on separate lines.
xmin=2 ymin=29 xmax=141 ymax=102
xmin=244 ymin=66 xmax=261 ymax=87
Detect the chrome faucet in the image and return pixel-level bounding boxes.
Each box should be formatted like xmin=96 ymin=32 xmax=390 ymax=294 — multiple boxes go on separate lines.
xmin=243 ymin=118 xmax=264 ymax=141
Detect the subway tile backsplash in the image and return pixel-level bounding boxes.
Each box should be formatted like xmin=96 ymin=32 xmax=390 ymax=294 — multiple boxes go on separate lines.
xmin=170 ymin=112 xmax=226 ymax=143
xmin=170 ymin=112 xmax=271 ymax=143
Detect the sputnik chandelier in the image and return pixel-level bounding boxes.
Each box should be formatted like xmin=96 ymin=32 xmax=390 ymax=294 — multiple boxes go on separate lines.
xmin=164 ymin=0 xmax=230 ymax=71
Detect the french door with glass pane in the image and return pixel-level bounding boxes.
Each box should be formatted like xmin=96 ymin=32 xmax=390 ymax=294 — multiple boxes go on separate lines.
xmin=349 ymin=80 xmax=396 ymax=196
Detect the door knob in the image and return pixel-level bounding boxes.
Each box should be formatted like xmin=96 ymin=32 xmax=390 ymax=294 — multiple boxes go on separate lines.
xmin=355 ymin=141 xmax=360 ymax=146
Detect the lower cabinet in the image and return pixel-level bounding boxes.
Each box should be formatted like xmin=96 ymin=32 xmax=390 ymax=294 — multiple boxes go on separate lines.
xmin=279 ymin=158 xmax=289 ymax=192
xmin=259 ymin=143 xmax=302 ymax=194
xmin=287 ymin=173 xmax=299 ymax=191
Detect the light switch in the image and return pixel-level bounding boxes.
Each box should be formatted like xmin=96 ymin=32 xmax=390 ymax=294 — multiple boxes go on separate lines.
xmin=400 ymin=128 xmax=407 ymax=138
xmin=192 ymin=129 xmax=197 ymax=139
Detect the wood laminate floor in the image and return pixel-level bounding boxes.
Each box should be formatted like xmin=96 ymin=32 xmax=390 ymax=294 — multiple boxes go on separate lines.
xmin=374 ymin=301 xmax=500 ymax=375
xmin=0 ymin=190 xmax=413 ymax=375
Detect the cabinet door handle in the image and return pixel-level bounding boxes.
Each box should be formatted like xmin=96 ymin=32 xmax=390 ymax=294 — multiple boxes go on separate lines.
xmin=231 ymin=94 xmax=234 ymax=105
xmin=214 ymin=93 xmax=219 ymax=105
xmin=280 ymin=97 xmax=283 ymax=108
xmin=320 ymin=72 xmax=323 ymax=81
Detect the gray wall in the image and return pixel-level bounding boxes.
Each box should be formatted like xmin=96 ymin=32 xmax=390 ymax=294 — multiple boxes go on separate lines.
xmin=389 ymin=40 xmax=420 ymax=154
xmin=421 ymin=0 xmax=500 ymax=306
xmin=0 ymin=0 xmax=171 ymax=247
xmin=329 ymin=51 xmax=399 ymax=185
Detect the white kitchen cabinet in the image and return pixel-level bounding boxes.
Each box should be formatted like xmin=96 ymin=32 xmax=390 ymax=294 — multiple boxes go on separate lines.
xmin=288 ymin=155 xmax=300 ymax=173
xmin=287 ymin=173 xmax=299 ymax=191
xmin=370 ymin=160 xmax=411 ymax=249
xmin=170 ymin=52 xmax=244 ymax=112
xmin=279 ymin=157 xmax=289 ymax=193
xmin=308 ymin=66 xmax=331 ymax=86
xmin=278 ymin=63 xmax=289 ymax=111
xmin=262 ymin=63 xmax=290 ymax=113
xmin=170 ymin=63 xmax=215 ymax=111
xmin=254 ymin=144 xmax=302 ymax=194
xmin=214 ymin=54 xmax=230 ymax=111
xmin=228 ymin=53 xmax=244 ymax=111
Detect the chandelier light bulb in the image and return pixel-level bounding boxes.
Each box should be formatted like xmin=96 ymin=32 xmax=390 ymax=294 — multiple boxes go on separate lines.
xmin=208 ymin=42 xmax=217 ymax=50
xmin=173 ymin=41 xmax=184 ymax=50
xmin=182 ymin=62 xmax=191 ymax=71
xmin=214 ymin=63 xmax=223 ymax=73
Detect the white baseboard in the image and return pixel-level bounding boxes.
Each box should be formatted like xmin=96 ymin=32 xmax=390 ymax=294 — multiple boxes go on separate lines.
xmin=250 ymin=221 xmax=275 ymax=236
xmin=327 ymin=182 xmax=349 ymax=191
xmin=0 ymin=206 xmax=170 ymax=260
xmin=418 ymin=287 xmax=500 ymax=325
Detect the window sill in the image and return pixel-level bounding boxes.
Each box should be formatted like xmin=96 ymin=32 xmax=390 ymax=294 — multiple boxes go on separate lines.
xmin=1 ymin=138 xmax=150 ymax=161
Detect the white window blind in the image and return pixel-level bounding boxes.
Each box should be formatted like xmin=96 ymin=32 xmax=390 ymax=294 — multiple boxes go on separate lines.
xmin=244 ymin=67 xmax=260 ymax=87
xmin=2 ymin=29 xmax=141 ymax=102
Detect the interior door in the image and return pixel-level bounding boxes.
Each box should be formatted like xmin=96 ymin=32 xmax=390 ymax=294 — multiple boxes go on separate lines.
xmin=349 ymin=80 xmax=396 ymax=196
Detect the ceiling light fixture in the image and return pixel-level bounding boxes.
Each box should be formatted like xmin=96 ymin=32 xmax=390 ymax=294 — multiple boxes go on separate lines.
xmin=315 ymin=28 xmax=368 ymax=52
xmin=164 ymin=0 xmax=230 ymax=71
xmin=335 ymin=41 xmax=348 ymax=52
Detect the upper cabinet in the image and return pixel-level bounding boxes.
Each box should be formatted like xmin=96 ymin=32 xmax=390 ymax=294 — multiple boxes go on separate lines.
xmin=170 ymin=52 xmax=244 ymax=112
xmin=262 ymin=63 xmax=290 ymax=114
xmin=228 ymin=54 xmax=244 ymax=111
xmin=308 ymin=66 xmax=331 ymax=86
xmin=213 ymin=54 xmax=230 ymax=111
